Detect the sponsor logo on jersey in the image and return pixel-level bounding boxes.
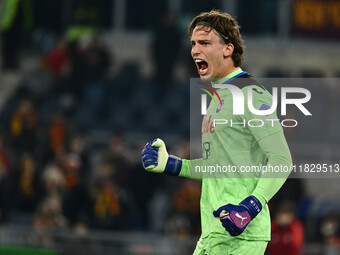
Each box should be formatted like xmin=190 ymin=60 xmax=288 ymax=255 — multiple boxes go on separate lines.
xmin=202 ymin=115 xmax=216 ymax=135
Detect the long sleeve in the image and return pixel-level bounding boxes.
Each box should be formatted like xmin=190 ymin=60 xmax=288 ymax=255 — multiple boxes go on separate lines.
xmin=179 ymin=159 xmax=203 ymax=181
xmin=251 ymin=132 xmax=293 ymax=206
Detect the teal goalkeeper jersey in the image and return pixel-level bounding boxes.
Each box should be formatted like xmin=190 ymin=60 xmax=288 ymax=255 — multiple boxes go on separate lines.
xmin=182 ymin=69 xmax=284 ymax=241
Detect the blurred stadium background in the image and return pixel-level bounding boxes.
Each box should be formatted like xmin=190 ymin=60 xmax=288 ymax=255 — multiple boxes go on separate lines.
xmin=0 ymin=0 xmax=340 ymax=254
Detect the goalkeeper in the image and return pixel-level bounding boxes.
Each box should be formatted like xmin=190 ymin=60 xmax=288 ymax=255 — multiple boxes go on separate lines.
xmin=141 ymin=10 xmax=292 ymax=255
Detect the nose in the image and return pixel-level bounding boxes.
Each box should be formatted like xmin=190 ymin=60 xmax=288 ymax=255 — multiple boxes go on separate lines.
xmin=191 ymin=44 xmax=201 ymax=57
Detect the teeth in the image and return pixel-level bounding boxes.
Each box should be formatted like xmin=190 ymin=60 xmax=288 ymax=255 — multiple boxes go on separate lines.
xmin=195 ymin=59 xmax=204 ymax=63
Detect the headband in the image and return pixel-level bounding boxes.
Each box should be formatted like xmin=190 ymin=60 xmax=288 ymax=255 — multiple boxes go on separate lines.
xmin=195 ymin=21 xmax=229 ymax=42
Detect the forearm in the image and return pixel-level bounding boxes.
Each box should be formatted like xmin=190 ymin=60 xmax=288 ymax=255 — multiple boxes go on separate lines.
xmin=251 ymin=132 xmax=293 ymax=206
xmin=179 ymin=159 xmax=203 ymax=181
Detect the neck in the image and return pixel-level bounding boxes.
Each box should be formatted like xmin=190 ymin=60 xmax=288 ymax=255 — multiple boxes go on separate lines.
xmin=219 ymin=65 xmax=239 ymax=79
xmin=211 ymin=67 xmax=243 ymax=87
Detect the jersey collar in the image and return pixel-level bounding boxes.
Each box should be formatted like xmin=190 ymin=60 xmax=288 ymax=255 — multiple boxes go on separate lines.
xmin=211 ymin=68 xmax=246 ymax=88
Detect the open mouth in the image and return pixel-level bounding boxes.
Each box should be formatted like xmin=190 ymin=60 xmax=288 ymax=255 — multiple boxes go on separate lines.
xmin=195 ymin=59 xmax=209 ymax=75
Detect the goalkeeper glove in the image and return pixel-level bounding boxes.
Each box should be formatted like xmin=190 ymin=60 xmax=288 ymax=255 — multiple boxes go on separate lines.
xmin=141 ymin=138 xmax=182 ymax=176
xmin=213 ymin=196 xmax=262 ymax=236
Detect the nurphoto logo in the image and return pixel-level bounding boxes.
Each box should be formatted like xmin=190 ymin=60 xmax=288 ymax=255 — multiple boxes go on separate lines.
xmin=200 ymin=84 xmax=312 ymax=128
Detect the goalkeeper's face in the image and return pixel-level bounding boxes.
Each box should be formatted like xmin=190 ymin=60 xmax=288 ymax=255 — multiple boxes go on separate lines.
xmin=191 ymin=25 xmax=232 ymax=80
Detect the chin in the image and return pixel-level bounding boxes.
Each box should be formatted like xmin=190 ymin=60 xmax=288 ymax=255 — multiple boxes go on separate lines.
xmin=199 ymin=74 xmax=212 ymax=81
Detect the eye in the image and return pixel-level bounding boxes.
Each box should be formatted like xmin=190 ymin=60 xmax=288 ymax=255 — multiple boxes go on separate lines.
xmin=202 ymin=42 xmax=209 ymax=46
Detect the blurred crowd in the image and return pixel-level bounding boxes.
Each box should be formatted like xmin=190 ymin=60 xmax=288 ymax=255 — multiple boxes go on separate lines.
xmin=0 ymin=0 xmax=195 ymax=238
xmin=0 ymin=96 xmax=200 ymax=237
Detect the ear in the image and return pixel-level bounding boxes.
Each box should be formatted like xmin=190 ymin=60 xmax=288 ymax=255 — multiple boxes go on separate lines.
xmin=223 ymin=43 xmax=234 ymax=58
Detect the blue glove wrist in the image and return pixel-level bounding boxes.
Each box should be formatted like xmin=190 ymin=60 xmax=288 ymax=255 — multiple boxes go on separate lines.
xmin=239 ymin=195 xmax=262 ymax=219
xmin=164 ymin=155 xmax=182 ymax=176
